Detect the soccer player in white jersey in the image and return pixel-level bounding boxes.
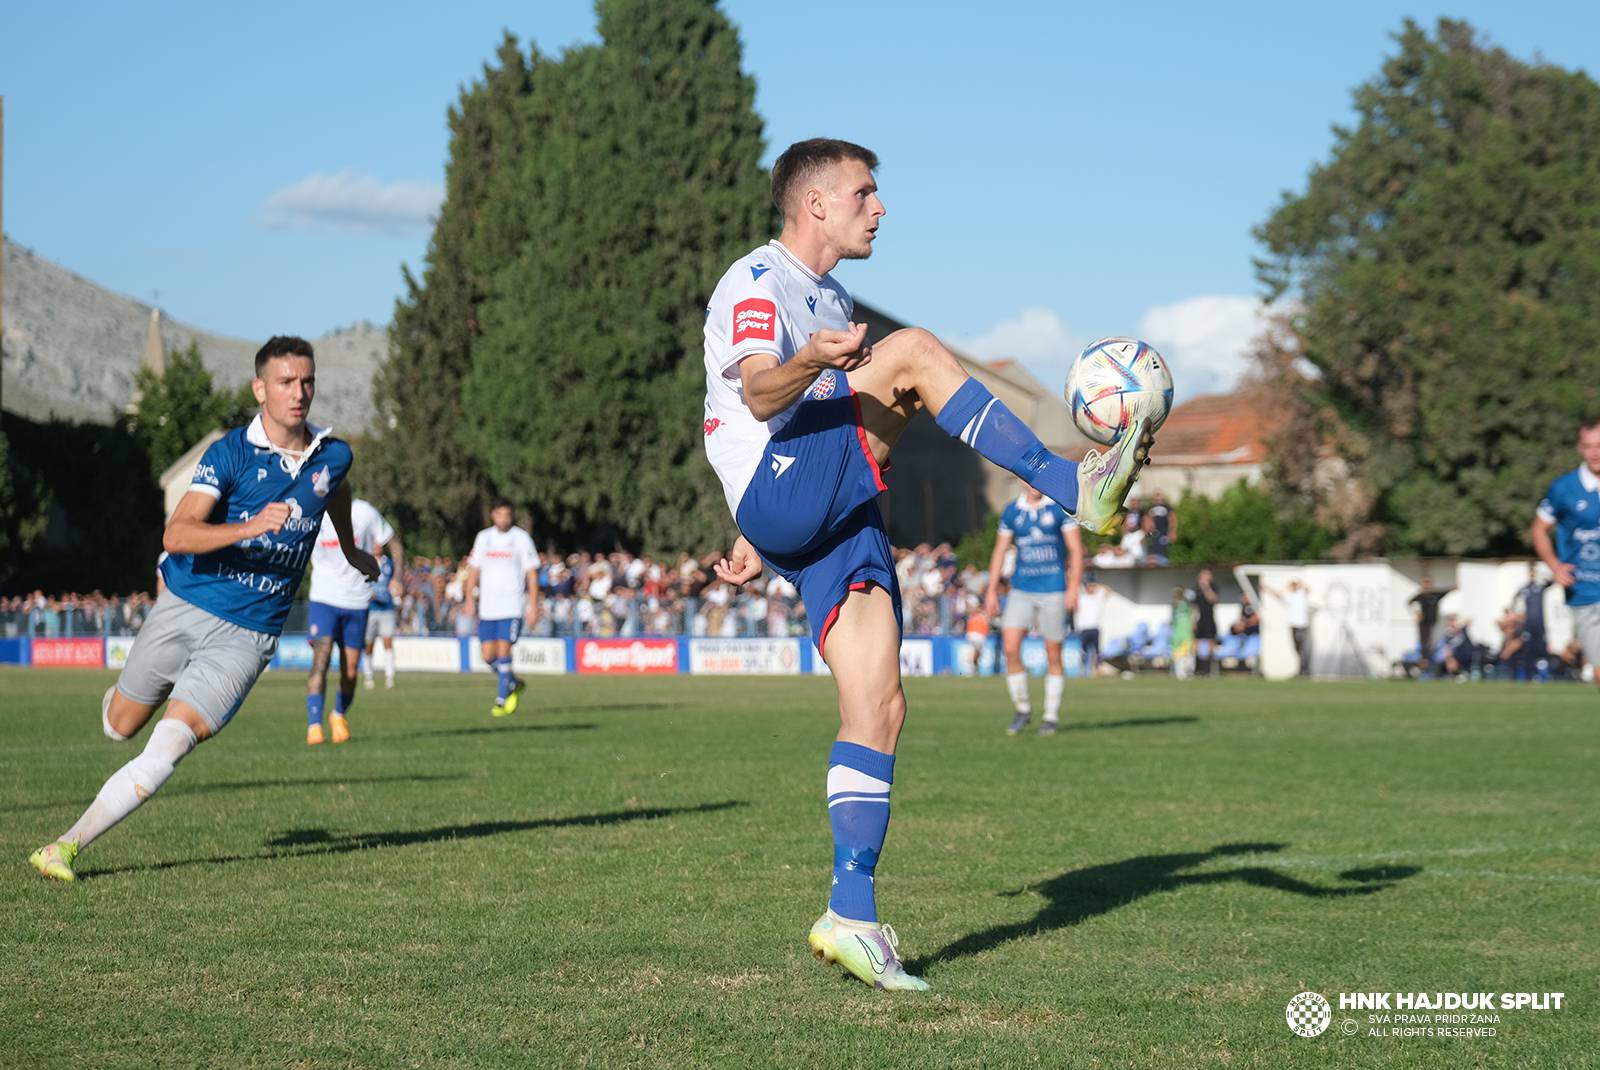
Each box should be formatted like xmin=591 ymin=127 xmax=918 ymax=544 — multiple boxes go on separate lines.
xmin=702 ymin=139 xmax=1156 ymax=990
xmin=984 ymin=480 xmax=1084 ymax=736
xmin=304 ymin=498 xmax=400 ymax=744
xmin=28 ymin=336 xmax=379 ymax=882
xmin=463 ymin=500 xmax=540 ymax=716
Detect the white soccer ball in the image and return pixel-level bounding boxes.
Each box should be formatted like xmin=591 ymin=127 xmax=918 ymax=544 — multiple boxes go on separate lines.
xmin=1064 ymin=337 xmax=1175 ymax=446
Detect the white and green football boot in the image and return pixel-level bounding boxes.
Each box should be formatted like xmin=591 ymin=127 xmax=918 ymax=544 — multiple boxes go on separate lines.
xmin=29 ymin=839 xmax=79 ymax=883
xmin=808 ymin=910 xmax=930 ymax=991
xmin=1074 ymin=416 xmax=1155 ymax=536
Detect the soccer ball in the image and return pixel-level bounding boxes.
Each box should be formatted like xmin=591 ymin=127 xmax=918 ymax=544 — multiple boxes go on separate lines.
xmin=1064 ymin=337 xmax=1174 ymax=446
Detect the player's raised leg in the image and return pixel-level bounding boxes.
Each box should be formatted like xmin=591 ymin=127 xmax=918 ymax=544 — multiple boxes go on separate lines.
xmin=847 ymin=327 xmax=1152 ymax=535
xmin=805 ymin=584 xmax=928 ymax=991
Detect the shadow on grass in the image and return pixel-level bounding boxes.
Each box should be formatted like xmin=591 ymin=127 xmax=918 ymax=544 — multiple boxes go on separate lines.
xmin=79 ymin=800 xmax=746 ymax=879
xmin=382 ymin=722 xmax=599 ymax=741
xmin=1060 ymin=716 xmax=1200 ymax=732
xmin=910 ymin=843 xmax=1421 ymax=974
xmin=1 ymin=773 xmax=470 ymax=815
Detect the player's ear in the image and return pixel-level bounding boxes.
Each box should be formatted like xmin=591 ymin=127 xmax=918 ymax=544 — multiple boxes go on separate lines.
xmin=251 ymin=378 xmax=266 ymax=406
xmin=804 ymin=183 xmax=827 ymax=221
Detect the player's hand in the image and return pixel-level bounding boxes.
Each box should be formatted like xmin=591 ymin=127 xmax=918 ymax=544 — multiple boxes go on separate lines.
xmin=1064 ymin=587 xmax=1079 ymax=613
xmin=349 ymin=549 xmax=382 ymax=582
xmin=1551 ymin=562 xmax=1577 ymax=588
xmin=983 ymin=590 xmax=1000 ymax=618
xmin=805 ymin=323 xmax=872 ymax=372
xmin=246 ymin=502 xmax=294 ymax=537
xmin=714 ymin=535 xmax=763 ymax=587
xmin=389 ymin=579 xmax=404 ymax=600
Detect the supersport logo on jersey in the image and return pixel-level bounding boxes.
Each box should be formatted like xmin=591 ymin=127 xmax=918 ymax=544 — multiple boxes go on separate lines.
xmin=732 ymin=298 xmax=776 ymax=343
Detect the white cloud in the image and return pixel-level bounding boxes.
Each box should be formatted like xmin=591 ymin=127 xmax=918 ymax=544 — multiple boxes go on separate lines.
xmin=261 ymin=170 xmax=443 ymax=233
xmin=1135 ymin=295 xmax=1272 ymax=398
xmin=954 ymin=307 xmax=1083 ymax=383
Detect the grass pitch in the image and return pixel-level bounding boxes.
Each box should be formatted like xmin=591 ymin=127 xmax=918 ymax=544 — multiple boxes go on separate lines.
xmin=1 ymin=669 xmax=1596 ymax=1068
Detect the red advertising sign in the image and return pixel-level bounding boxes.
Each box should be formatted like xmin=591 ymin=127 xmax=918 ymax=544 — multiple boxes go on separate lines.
xmin=33 ymin=638 xmax=106 ymax=668
xmin=576 ymin=639 xmax=678 ymax=675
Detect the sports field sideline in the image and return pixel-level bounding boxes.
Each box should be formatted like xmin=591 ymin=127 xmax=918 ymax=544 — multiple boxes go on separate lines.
xmin=3 ymin=670 xmax=1594 ymax=1068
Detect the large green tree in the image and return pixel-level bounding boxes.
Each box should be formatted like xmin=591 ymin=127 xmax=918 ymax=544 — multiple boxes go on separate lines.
xmin=365 ymin=34 xmax=536 ymax=554
xmin=1256 ymin=19 xmax=1600 ymax=557
xmin=123 ymin=342 xmax=255 ymax=481
xmin=462 ymin=0 xmax=770 ymax=553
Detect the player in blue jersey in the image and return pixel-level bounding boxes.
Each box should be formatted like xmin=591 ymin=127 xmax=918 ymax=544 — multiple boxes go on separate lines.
xmin=704 ymin=139 xmax=1156 ymax=990
xmin=1531 ymin=417 xmax=1600 ymax=694
xmin=983 ymin=481 xmax=1085 ymax=736
xmin=28 ymin=336 xmax=379 ymax=882
xmin=363 ymin=548 xmax=404 ymax=691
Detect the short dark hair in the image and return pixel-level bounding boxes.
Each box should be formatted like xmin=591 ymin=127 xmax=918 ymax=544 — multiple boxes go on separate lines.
xmin=771 ymin=138 xmax=879 ymax=218
xmin=1580 ymin=416 xmax=1600 ymax=435
xmin=254 ymin=336 xmax=315 ymax=377
xmin=490 ymin=497 xmax=514 ymax=512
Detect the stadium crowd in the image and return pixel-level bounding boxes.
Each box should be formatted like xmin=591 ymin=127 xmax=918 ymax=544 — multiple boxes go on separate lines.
xmin=4 ymin=548 xmax=1587 ymax=683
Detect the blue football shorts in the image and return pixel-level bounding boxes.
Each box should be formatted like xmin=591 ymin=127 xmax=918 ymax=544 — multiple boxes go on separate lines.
xmin=308 ymin=601 xmax=369 ymax=651
xmin=478 ymin=617 xmax=522 ymax=645
xmin=735 ymin=368 xmax=902 ymax=654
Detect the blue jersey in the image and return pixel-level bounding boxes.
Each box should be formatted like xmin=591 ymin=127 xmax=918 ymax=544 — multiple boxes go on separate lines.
xmin=160 ymin=416 xmax=354 ymax=634
xmin=999 ymin=495 xmax=1076 ymax=594
xmin=1537 ymin=466 xmax=1600 ymax=607
xmin=369 ymin=554 xmax=396 ymax=610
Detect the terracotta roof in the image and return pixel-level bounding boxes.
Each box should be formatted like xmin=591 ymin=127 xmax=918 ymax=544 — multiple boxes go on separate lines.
xmin=1147 ymin=389 xmax=1286 ymax=465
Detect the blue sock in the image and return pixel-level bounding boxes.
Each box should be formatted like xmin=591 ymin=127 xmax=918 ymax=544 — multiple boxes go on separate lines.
xmin=935 ymin=378 xmax=1079 ymax=512
xmin=827 ymin=741 xmax=894 ymax=923
xmin=306 ymin=693 xmax=324 ymax=727
xmin=494 ymin=659 xmax=513 ymax=701
xmin=335 ymin=689 xmax=354 ymax=716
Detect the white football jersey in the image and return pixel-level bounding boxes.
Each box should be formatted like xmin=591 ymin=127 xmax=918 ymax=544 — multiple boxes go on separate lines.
xmin=309 ymin=499 xmax=394 ymax=610
xmin=469 ymin=524 xmax=539 ymax=621
xmin=702 ymin=239 xmax=853 ymax=516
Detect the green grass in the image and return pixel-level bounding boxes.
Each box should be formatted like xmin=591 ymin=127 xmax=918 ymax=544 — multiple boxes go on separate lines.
xmin=1 ymin=669 xmax=1596 ymax=1068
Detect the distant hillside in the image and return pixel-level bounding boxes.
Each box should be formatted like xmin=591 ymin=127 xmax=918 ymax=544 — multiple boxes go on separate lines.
xmin=1 ymin=238 xmax=387 ymax=434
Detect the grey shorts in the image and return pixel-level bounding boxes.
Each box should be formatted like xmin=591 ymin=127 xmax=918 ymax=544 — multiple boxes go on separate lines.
xmin=1575 ymin=604 xmax=1600 ymax=673
xmin=1001 ymin=589 xmax=1067 ymax=642
xmin=116 ymin=589 xmax=278 ymax=735
xmin=365 ymin=608 xmax=397 ymax=643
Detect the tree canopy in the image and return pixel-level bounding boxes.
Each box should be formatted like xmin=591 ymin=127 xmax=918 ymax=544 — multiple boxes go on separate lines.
xmin=123 ymin=342 xmax=254 ymax=482
xmin=1255 ymin=19 xmax=1600 ymax=557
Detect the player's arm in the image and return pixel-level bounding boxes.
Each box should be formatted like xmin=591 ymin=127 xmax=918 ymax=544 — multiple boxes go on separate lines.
xmin=738 ymin=323 xmax=872 ymax=422
xmin=325 ymin=482 xmax=381 ymax=581
xmin=384 ymin=532 xmax=406 ymax=600
xmin=163 ymin=491 xmax=289 ymax=555
xmin=714 ymin=534 xmax=762 ymax=587
xmin=1167 ymin=510 xmax=1178 ymax=543
xmin=1064 ymin=526 xmax=1084 ymax=613
xmin=463 ymin=564 xmax=480 ymax=609
xmin=983 ymin=530 xmax=1013 ymax=617
xmin=1530 ymin=515 xmax=1576 ymax=587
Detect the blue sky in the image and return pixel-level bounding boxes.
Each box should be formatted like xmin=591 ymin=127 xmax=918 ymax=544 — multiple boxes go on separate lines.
xmin=5 ymin=1 xmax=1597 ymax=397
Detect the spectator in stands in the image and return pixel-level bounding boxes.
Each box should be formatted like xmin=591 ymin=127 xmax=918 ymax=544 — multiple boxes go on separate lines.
xmin=1232 ymin=595 xmax=1260 ymax=637
xmin=1189 ymin=568 xmax=1219 ymax=677
xmin=1143 ymin=491 xmax=1176 ymax=565
xmin=1511 ymin=564 xmax=1551 ymax=672
xmin=1170 ymin=585 xmax=1194 ymax=679
xmin=1076 ymin=573 xmax=1108 ymax=673
xmin=1263 ymin=580 xmax=1312 ymax=676
xmin=1432 ymin=614 xmax=1476 ymax=679
xmin=1408 ymin=575 xmax=1453 ymax=666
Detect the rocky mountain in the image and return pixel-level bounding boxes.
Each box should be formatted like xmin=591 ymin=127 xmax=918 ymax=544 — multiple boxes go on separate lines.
xmin=1 ymin=238 xmax=387 ymax=434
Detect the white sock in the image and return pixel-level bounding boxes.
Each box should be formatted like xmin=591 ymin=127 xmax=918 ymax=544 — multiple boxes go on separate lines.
xmin=385 ymin=649 xmax=395 ymax=683
xmin=101 ymin=686 xmax=129 ymax=742
xmin=1043 ymin=674 xmax=1065 ymax=723
xmin=64 ymin=720 xmax=197 ymax=849
xmin=1006 ymin=672 xmax=1031 ymax=714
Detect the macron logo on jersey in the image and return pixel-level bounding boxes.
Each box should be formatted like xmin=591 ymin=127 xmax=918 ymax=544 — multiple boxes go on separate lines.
xmin=771 ymin=454 xmax=796 ymax=479
xmin=732 ymin=298 xmax=776 ymax=344
xmin=750 ymin=264 xmax=770 ymax=280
